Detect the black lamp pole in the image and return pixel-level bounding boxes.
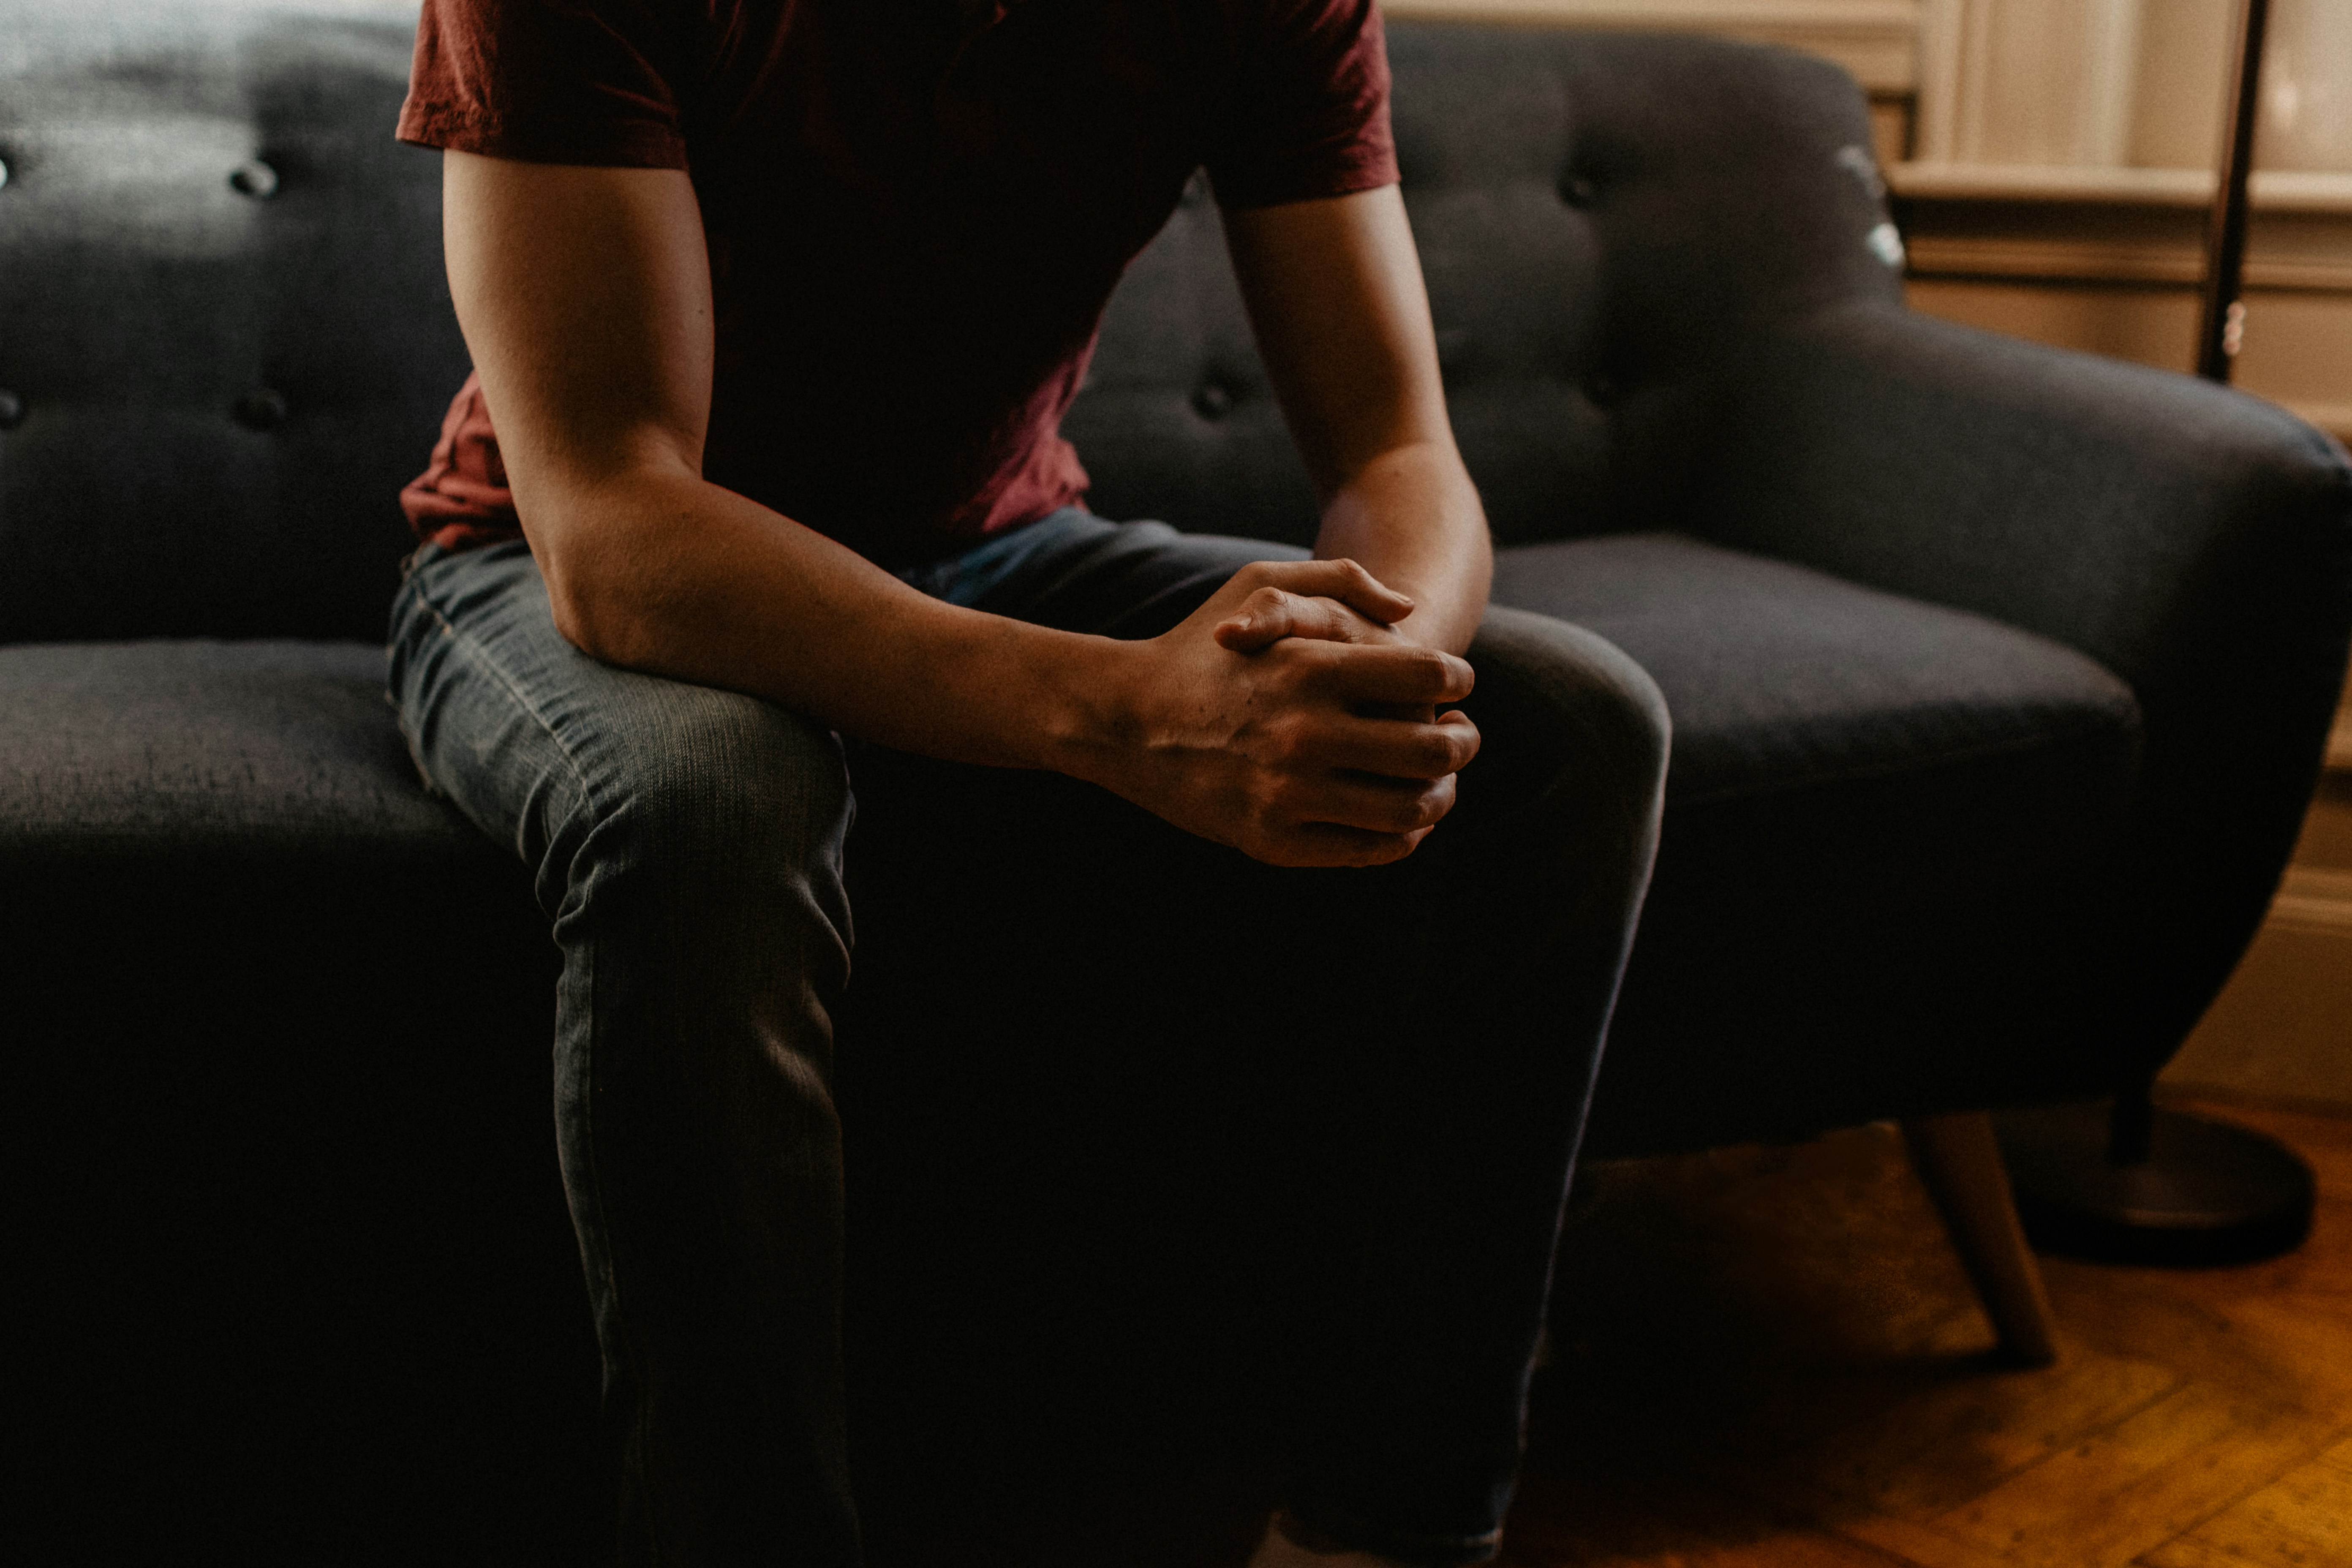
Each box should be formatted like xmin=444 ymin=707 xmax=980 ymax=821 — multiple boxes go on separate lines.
xmin=2195 ymin=0 xmax=2272 ymax=381
xmin=1996 ymin=0 xmax=2317 ymax=1268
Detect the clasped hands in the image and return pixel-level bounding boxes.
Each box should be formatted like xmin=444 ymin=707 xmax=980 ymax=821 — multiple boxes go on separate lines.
xmin=1094 ymin=558 xmax=1480 ymax=868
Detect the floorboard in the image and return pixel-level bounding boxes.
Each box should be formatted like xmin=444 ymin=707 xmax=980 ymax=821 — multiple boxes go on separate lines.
xmin=871 ymin=1100 xmax=2351 ymax=1568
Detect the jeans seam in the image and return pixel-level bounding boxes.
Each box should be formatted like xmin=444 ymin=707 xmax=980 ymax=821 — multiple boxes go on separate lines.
xmin=404 ymin=562 xmax=663 ymax=1562
xmin=407 ymin=584 xmax=603 ymax=828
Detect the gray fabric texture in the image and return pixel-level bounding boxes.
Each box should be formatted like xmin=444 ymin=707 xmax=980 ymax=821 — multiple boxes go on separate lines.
xmin=1691 ymin=300 xmax=2352 ymax=1086
xmin=1493 ymin=534 xmax=2148 ymax=1152
xmin=1493 ymin=531 xmax=2142 ymax=807
xmin=0 ymin=0 xmax=466 ymax=644
xmin=0 ymin=638 xmax=484 ymax=858
xmin=1064 ymin=28 xmax=1904 ymax=549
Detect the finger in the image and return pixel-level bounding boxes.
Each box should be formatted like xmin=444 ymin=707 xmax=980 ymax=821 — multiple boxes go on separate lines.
xmin=1284 ymin=770 xmax=1457 ymax=836
xmin=1258 ymin=821 xmax=1431 ymax=869
xmin=1296 ymin=642 xmax=1475 ymax=707
xmin=1293 ymin=712 xmax=1480 ymax=779
xmin=1235 ymin=558 xmax=1414 ymax=627
xmin=1421 ymin=705 xmax=1477 ymax=766
xmin=1216 ymin=588 xmax=1369 ymax=652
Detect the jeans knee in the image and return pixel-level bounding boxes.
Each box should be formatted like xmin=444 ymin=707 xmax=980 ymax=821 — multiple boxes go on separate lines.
xmin=557 ymin=684 xmax=853 ymax=939
xmin=1470 ymin=605 xmax=1669 ymax=829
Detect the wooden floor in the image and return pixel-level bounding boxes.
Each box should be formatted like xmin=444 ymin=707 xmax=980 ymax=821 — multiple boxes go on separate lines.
xmin=1503 ymin=1098 xmax=2351 ymax=1568
xmin=877 ymin=1099 xmax=2350 ymax=1568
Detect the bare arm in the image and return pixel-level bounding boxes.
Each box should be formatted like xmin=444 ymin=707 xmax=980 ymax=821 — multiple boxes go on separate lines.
xmin=440 ymin=153 xmax=1122 ymax=772
xmin=441 ymin=152 xmax=1475 ymax=865
xmin=1222 ymin=185 xmax=1493 ymax=656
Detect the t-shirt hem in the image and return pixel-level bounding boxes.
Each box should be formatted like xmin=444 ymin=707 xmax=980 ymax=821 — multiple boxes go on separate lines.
xmin=395 ymin=99 xmax=689 ymax=170
xmin=1209 ymin=155 xmax=1400 ymax=212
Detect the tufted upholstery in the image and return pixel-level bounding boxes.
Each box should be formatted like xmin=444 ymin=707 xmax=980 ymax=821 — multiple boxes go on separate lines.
xmin=1066 ymin=27 xmax=1906 ymax=549
xmin=0 ymin=2 xmax=466 ymax=643
xmin=8 ymin=1 xmax=2352 ymax=1556
xmin=0 ymin=5 xmax=1904 ymax=634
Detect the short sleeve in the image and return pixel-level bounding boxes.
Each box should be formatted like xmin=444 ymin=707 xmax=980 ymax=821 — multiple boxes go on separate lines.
xmin=396 ymin=0 xmax=690 ymax=169
xmin=1204 ymin=0 xmax=1398 ymax=210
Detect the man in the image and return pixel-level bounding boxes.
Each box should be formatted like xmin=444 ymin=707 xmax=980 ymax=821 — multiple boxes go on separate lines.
xmin=389 ymin=1 xmax=1668 ymax=1563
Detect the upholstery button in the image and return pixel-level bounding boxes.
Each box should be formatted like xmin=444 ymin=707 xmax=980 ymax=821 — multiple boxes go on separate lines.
xmin=234 ymin=388 xmax=289 ymax=430
xmin=1558 ymin=172 xmax=1599 ymax=209
xmin=1191 ymin=381 xmax=1236 ymax=420
xmin=0 ymin=156 xmax=11 ymax=190
xmin=229 ymin=158 xmax=279 ymax=199
xmin=0 ymin=389 xmax=23 ymax=429
xmin=1582 ymin=372 xmax=1622 ymax=409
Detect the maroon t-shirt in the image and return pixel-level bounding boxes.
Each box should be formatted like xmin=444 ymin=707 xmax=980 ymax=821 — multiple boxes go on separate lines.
xmin=396 ymin=0 xmax=1399 ymax=567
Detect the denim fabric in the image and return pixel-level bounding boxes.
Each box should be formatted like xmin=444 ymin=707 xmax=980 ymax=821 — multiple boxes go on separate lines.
xmin=389 ymin=511 xmax=1666 ymax=1566
xmin=392 ymin=537 xmax=860 ymax=1563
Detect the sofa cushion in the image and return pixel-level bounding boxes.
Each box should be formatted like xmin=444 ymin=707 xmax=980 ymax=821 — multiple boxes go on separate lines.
xmin=1 ymin=639 xmax=584 ymax=1556
xmin=1494 ymin=531 xmax=2141 ymax=808
xmin=0 ymin=637 xmax=482 ymax=859
xmin=1494 ymin=534 xmax=2147 ymax=1153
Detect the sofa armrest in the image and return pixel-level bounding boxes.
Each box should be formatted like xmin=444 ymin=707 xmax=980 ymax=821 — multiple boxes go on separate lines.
xmin=1697 ymin=299 xmax=2352 ymax=1062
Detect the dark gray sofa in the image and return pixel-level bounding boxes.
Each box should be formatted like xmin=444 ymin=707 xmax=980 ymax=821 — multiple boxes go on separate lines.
xmin=7 ymin=2 xmax=2349 ymax=1560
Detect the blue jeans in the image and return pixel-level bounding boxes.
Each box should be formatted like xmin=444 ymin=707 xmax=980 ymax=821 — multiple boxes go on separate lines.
xmin=389 ymin=509 xmax=1666 ymax=1566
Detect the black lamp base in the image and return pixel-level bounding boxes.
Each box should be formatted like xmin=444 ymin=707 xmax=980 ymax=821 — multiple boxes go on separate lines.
xmin=1995 ymin=1100 xmax=2315 ymax=1267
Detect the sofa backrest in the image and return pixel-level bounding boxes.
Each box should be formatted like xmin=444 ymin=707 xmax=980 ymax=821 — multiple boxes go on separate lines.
xmin=0 ymin=2 xmax=1902 ymax=645
xmin=0 ymin=1 xmax=465 ymax=644
xmin=1071 ymin=24 xmax=1904 ymax=551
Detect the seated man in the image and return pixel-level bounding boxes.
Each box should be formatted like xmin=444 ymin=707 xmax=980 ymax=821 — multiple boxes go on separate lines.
xmin=389 ymin=0 xmax=1667 ymax=1563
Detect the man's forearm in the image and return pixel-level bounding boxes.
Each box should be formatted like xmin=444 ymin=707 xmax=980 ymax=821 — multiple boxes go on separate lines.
xmin=525 ymin=464 xmax=1479 ymax=867
xmin=1312 ymin=439 xmax=1493 ymax=656
xmin=532 ymin=465 xmax=1127 ymax=773
xmin=446 ymin=155 xmax=1478 ymax=867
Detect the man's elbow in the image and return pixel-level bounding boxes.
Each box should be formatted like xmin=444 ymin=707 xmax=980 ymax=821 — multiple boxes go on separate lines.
xmin=543 ymin=573 xmax=612 ymax=662
xmin=535 ymin=531 xmax=656 ymax=669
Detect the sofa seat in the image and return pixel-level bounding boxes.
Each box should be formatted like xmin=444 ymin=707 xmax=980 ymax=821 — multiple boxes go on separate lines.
xmin=1494 ymin=533 xmax=2147 ymax=1154
xmin=0 ymin=639 xmax=476 ymax=859
xmin=2 ymin=639 xmax=588 ymax=1556
xmin=1497 ymin=531 xmax=2142 ymax=811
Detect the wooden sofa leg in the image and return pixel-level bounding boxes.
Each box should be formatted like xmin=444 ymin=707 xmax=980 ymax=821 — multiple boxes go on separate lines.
xmin=1899 ymin=1112 xmax=2060 ymax=1367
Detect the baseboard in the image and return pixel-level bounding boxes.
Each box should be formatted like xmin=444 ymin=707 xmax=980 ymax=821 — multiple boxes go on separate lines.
xmin=2164 ymin=875 xmax=2352 ymax=1115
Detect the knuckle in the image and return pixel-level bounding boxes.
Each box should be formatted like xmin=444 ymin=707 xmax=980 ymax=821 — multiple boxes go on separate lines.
xmin=1271 ymin=718 xmax=1316 ymax=766
xmin=1244 ymin=787 xmax=1290 ymax=838
xmin=1263 ymin=642 xmax=1318 ymax=692
xmin=1258 ymin=754 xmax=1311 ymax=803
xmin=1285 ymin=636 xmax=1337 ymax=672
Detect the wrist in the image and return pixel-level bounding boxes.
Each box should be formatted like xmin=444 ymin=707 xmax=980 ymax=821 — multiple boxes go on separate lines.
xmin=1018 ymin=627 xmax=1147 ymax=783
